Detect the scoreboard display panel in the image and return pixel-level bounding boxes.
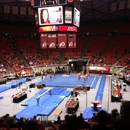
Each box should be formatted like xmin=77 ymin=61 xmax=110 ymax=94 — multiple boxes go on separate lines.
xmin=33 ymin=0 xmax=80 ymax=27
xmin=64 ymin=6 xmax=72 ymax=24
xmin=38 ymin=6 xmax=63 ymax=26
xmin=73 ymin=7 xmax=80 ymax=27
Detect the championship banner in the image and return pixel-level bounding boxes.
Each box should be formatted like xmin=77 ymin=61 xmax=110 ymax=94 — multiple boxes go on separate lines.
xmin=73 ymin=33 xmax=76 ymax=48
xmin=40 ymin=34 xmax=47 ymax=49
xmin=68 ymin=33 xmax=74 ymax=48
xmin=48 ymin=34 xmax=57 ymax=48
xmin=58 ymin=34 xmax=67 ymax=48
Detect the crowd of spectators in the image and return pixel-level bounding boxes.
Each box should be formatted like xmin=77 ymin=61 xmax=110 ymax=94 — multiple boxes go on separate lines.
xmin=0 ymin=100 xmax=130 ymax=130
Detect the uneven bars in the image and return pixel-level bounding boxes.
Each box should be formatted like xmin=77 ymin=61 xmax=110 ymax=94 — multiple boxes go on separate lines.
xmin=36 ymin=88 xmax=52 ymax=106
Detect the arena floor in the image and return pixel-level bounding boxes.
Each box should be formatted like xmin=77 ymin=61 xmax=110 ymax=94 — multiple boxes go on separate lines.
xmin=0 ymin=74 xmax=129 ymax=121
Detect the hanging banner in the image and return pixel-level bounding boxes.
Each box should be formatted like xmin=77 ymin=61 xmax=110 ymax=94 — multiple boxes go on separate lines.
xmin=73 ymin=33 xmax=76 ymax=48
xmin=40 ymin=34 xmax=47 ymax=49
xmin=48 ymin=33 xmax=57 ymax=48
xmin=58 ymin=34 xmax=67 ymax=48
xmin=68 ymin=33 xmax=74 ymax=48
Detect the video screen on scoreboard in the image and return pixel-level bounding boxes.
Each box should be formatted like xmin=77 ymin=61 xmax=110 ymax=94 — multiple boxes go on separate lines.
xmin=65 ymin=7 xmax=72 ymax=24
xmin=38 ymin=6 xmax=63 ymax=26
xmin=73 ymin=7 xmax=80 ymax=27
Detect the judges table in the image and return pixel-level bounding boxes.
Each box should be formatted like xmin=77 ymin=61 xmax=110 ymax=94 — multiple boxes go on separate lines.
xmin=67 ymin=100 xmax=79 ymax=114
xmin=13 ymin=93 xmax=27 ymax=103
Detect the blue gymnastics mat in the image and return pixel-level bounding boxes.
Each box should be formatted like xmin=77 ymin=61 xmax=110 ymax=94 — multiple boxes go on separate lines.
xmin=16 ymin=106 xmax=44 ymax=119
xmin=35 ymin=89 xmax=47 ymax=95
xmin=40 ymin=95 xmax=65 ymax=107
xmin=59 ymin=90 xmax=71 ymax=97
xmin=21 ymin=87 xmax=70 ymax=106
xmin=46 ymin=87 xmax=66 ymax=95
xmin=83 ymin=107 xmax=107 ymax=119
xmin=0 ymin=77 xmax=35 ymax=93
xmin=35 ymin=74 xmax=97 ymax=88
xmin=38 ymin=105 xmax=56 ymax=116
xmin=0 ymin=85 xmax=11 ymax=93
xmin=21 ymin=94 xmax=51 ymax=106
xmin=17 ymin=95 xmax=65 ymax=118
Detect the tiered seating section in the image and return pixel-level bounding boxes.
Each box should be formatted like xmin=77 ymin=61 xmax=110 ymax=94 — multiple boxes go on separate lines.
xmin=104 ymin=35 xmax=130 ymax=66
xmin=0 ymin=22 xmax=130 ymax=75
xmin=84 ymin=36 xmax=111 ymax=65
xmin=0 ymin=38 xmax=25 ymax=73
xmin=0 ymin=61 xmax=11 ymax=77
xmin=116 ymin=49 xmax=130 ymax=68
xmin=43 ymin=49 xmax=61 ymax=65
xmin=15 ymin=38 xmax=41 ymax=67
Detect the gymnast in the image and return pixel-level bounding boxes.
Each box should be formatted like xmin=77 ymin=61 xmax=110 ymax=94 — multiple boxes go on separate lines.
xmin=49 ymin=73 xmax=52 ymax=80
xmin=84 ymin=75 xmax=87 ymax=82
xmin=44 ymin=72 xmax=48 ymax=78
xmin=53 ymin=70 xmax=56 ymax=78
xmin=83 ymin=73 xmax=90 ymax=82
xmin=78 ymin=73 xmax=82 ymax=80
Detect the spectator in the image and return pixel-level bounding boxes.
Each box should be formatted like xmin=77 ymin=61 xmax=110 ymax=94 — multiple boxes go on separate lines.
xmin=77 ymin=113 xmax=90 ymax=129
xmin=19 ymin=117 xmax=26 ymax=130
xmin=54 ymin=116 xmax=61 ymax=124
xmin=58 ymin=114 xmax=69 ymax=130
xmin=111 ymin=109 xmax=119 ymax=119
xmin=113 ymin=100 xmax=130 ymax=130
xmin=91 ymin=110 xmax=113 ymax=130
xmin=91 ymin=113 xmax=97 ymax=122
xmin=25 ymin=119 xmax=39 ymax=130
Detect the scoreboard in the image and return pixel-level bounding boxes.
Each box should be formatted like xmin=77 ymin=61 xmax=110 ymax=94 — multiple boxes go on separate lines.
xmin=31 ymin=0 xmax=80 ymax=49
xmin=35 ymin=6 xmax=80 ymax=27
xmin=32 ymin=0 xmax=80 ymax=27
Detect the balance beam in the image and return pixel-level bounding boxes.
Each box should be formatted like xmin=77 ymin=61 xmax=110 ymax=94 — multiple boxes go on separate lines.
xmin=36 ymin=88 xmax=52 ymax=106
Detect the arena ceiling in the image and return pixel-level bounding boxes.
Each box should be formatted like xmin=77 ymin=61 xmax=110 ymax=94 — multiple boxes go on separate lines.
xmin=0 ymin=0 xmax=130 ymax=25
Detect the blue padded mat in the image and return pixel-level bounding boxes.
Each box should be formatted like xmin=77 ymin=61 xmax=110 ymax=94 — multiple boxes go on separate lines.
xmin=83 ymin=107 xmax=107 ymax=119
xmin=40 ymin=95 xmax=65 ymax=107
xmin=35 ymin=74 xmax=96 ymax=88
xmin=0 ymin=85 xmax=11 ymax=93
xmin=19 ymin=95 xmax=65 ymax=118
xmin=21 ymin=95 xmax=38 ymax=106
xmin=16 ymin=106 xmax=44 ymax=119
xmin=38 ymin=105 xmax=56 ymax=116
xmin=47 ymin=87 xmax=66 ymax=95
xmin=91 ymin=76 xmax=99 ymax=89
xmin=10 ymin=78 xmax=27 ymax=86
xmin=21 ymin=95 xmax=51 ymax=106
xmin=95 ymin=75 xmax=106 ymax=101
xmin=35 ymin=89 xmax=47 ymax=95
xmin=0 ymin=77 xmax=35 ymax=93
xmin=59 ymin=90 xmax=71 ymax=97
